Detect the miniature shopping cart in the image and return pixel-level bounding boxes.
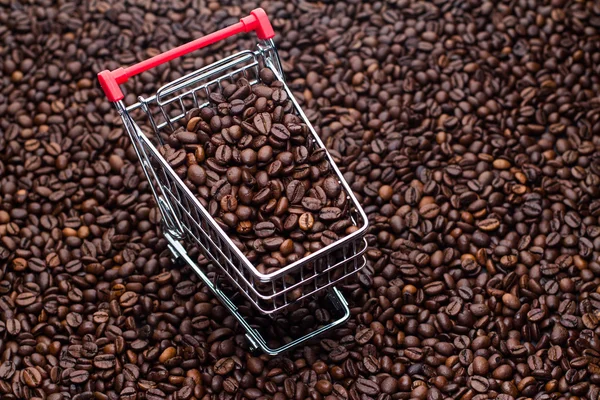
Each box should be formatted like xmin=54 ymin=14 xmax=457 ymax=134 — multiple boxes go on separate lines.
xmin=98 ymin=9 xmax=368 ymax=355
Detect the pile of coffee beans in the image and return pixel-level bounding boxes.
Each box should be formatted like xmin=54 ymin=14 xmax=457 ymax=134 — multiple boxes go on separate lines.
xmin=2 ymin=0 xmax=600 ymax=400
xmin=158 ymin=69 xmax=356 ymax=272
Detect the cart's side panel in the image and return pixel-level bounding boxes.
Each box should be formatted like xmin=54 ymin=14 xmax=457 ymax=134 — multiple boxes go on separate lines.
xmin=133 ymin=123 xmax=368 ymax=314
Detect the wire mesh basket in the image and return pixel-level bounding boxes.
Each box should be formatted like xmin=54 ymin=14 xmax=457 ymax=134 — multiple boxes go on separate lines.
xmin=98 ymin=9 xmax=368 ymax=354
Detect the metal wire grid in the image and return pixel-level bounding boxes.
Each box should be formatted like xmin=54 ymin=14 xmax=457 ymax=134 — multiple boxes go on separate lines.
xmin=165 ymin=230 xmax=352 ymax=355
xmin=128 ymin=43 xmax=369 ymax=279
xmin=137 ymin=50 xmax=261 ymax=137
xmin=135 ymin=124 xmax=367 ymax=314
xmin=122 ymin=42 xmax=368 ymax=314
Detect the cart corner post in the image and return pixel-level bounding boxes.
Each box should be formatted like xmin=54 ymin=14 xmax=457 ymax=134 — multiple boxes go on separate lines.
xmin=98 ymin=68 xmax=129 ymax=102
xmin=242 ymin=8 xmax=275 ymax=40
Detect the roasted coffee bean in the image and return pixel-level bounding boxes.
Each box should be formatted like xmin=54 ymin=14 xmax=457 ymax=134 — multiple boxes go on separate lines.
xmin=272 ymin=88 xmax=287 ymax=103
xmin=355 ymin=329 xmax=374 ymax=345
xmin=0 ymin=362 xmax=15 ymax=380
xmin=215 ymin=145 xmax=233 ymax=164
xmin=22 ymin=367 xmax=42 ymax=387
xmin=286 ymin=180 xmax=306 ymax=204
xmin=214 ymin=358 xmax=235 ymax=375
xmin=321 ymin=230 xmax=338 ymax=246
xmin=163 ymin=147 xmax=187 ymax=167
xmin=319 ymin=207 xmax=342 ymax=221
xmin=187 ymin=164 xmax=207 ymax=185
xmin=15 ymin=292 xmax=36 ymax=307
xmin=299 ymin=213 xmax=315 ymax=231
xmin=355 ymin=377 xmax=379 ymax=396
xmin=302 ymin=197 xmax=322 ymax=211
xmin=329 ymin=346 xmax=349 ymax=362
xmin=93 ymin=354 xmax=116 ymax=369
xmin=69 ymin=369 xmax=90 ymax=384
xmin=158 ymin=72 xmax=356 ymax=269
xmin=254 ymin=221 xmax=276 ymax=238
xmin=470 ymin=376 xmax=490 ymax=393
xmin=271 ymin=124 xmax=290 ymax=141
xmin=254 ymin=112 xmax=272 ymax=135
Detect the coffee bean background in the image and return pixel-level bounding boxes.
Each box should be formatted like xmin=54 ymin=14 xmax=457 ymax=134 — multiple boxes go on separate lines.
xmin=2 ymin=1 xmax=600 ymax=400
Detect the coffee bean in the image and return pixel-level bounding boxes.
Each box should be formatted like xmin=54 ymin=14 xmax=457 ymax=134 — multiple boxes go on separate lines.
xmin=470 ymin=376 xmax=490 ymax=393
xmin=527 ymin=308 xmax=545 ymax=322
xmin=215 ymin=145 xmax=233 ymax=165
xmin=405 ymin=348 xmax=424 ymax=361
xmin=254 ymin=221 xmax=276 ymax=238
xmin=214 ymin=358 xmax=235 ymax=375
xmin=271 ymin=124 xmax=290 ymax=141
xmin=355 ymin=377 xmax=379 ymax=396
xmin=362 ymin=355 xmax=378 ymax=374
xmin=123 ymin=364 xmax=140 ymax=382
xmin=492 ymin=365 xmax=513 ymax=380
xmin=15 ymin=292 xmax=36 ymax=307
xmin=252 ymin=187 xmax=273 ymax=204
xmin=286 ymin=180 xmax=306 ymax=204
xmin=66 ymin=312 xmax=82 ymax=327
xmin=0 ymin=362 xmax=15 ymax=380
xmin=69 ymin=369 xmax=90 ymax=384
xmin=355 ymin=328 xmax=374 ymax=345
xmin=323 ymin=176 xmax=342 ymax=198
xmin=329 ymin=346 xmax=349 ymax=362
xmin=419 ymin=203 xmax=440 ymax=219
xmin=315 ymin=380 xmax=332 ymax=395
xmin=302 ymin=197 xmax=322 ymax=211
xmin=299 ymin=213 xmax=315 ymax=231
xmin=93 ymin=354 xmax=116 ymax=369
xmin=187 ymin=164 xmax=207 ymax=186
xmin=378 ymin=185 xmax=394 ymax=201
xmin=272 ymin=88 xmax=287 ymax=103
xmin=472 ymin=356 xmax=489 ymax=376
xmin=254 ymin=112 xmax=272 ymax=135
xmin=164 ymin=147 xmax=187 ymax=167
xmin=260 ymin=68 xmax=276 ymax=84
xmin=120 ymin=291 xmax=138 ymax=307
xmin=477 ymin=218 xmax=500 ymax=231
xmin=246 ymin=357 xmax=264 ymax=375
xmin=6 ymin=319 xmax=20 ymax=335
xmin=147 ymin=388 xmax=166 ymax=400
xmin=240 ymin=148 xmax=257 ymax=165
xmin=318 ymin=230 xmax=336 ymax=246
xmin=319 ymin=207 xmax=342 ymax=221
xmin=223 ymin=377 xmax=239 ymax=393
xmin=22 ymin=367 xmax=42 ymax=387
xmin=502 ymin=293 xmax=521 ymax=310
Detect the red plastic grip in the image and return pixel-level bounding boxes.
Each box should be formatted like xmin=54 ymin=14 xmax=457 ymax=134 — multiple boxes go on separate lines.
xmin=98 ymin=8 xmax=275 ymax=102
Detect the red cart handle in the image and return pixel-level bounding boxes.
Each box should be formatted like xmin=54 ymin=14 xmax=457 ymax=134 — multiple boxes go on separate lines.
xmin=98 ymin=8 xmax=274 ymax=102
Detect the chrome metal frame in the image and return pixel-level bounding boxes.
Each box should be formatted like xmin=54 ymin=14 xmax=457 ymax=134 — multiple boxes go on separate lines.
xmin=114 ymin=39 xmax=368 ymax=354
xmin=165 ymin=232 xmax=350 ymax=355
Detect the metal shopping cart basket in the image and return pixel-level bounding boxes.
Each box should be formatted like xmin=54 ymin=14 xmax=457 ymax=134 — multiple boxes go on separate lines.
xmin=98 ymin=8 xmax=368 ymax=355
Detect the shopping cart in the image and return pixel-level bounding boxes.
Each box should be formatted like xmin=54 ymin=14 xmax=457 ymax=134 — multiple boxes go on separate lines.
xmin=98 ymin=8 xmax=368 ymax=355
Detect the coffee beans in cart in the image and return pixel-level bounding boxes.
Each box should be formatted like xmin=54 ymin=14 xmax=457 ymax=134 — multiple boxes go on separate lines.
xmin=98 ymin=9 xmax=368 ymax=354
xmin=160 ymin=71 xmax=356 ymax=272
